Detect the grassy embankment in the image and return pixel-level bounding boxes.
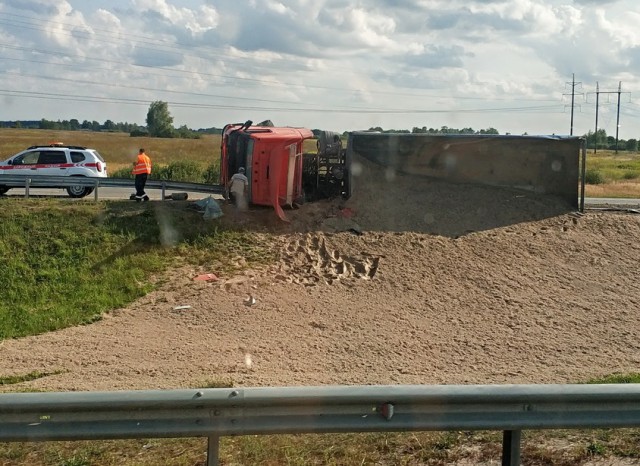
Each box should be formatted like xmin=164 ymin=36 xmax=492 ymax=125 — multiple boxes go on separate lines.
xmin=0 ymin=200 xmax=274 ymax=340
xmin=1 ymin=129 xmax=639 ymax=464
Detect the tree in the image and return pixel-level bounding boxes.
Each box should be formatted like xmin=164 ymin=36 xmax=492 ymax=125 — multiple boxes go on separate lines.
xmin=478 ymin=127 xmax=499 ymax=135
xmin=626 ymin=139 xmax=638 ymax=152
xmin=585 ymin=129 xmax=607 ymax=150
xmin=146 ymin=101 xmax=174 ymax=138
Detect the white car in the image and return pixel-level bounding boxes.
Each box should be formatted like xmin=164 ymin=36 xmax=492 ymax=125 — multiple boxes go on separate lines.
xmin=0 ymin=144 xmax=108 ymax=198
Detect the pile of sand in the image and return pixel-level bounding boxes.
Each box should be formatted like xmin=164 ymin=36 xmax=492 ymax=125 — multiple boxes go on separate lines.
xmin=0 ymin=156 xmax=639 ymax=396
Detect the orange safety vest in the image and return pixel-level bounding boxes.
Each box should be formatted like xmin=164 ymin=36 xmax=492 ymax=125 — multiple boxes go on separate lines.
xmin=132 ymin=153 xmax=152 ymax=175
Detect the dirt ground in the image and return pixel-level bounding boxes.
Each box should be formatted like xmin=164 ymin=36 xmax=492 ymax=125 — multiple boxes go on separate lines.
xmin=1 ymin=159 xmax=640 ymax=393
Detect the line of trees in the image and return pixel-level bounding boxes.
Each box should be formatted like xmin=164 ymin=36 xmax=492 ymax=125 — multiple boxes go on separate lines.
xmin=361 ymin=126 xmax=500 ymax=135
xmin=0 ymin=101 xmax=220 ymax=138
xmin=0 ymin=119 xmax=142 ymax=132
xmin=1 ymin=100 xmax=638 ymax=151
xmin=584 ymin=129 xmax=638 ymax=152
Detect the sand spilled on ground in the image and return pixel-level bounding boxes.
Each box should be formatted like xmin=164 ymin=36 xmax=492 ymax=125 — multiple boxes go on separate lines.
xmin=1 ymin=154 xmax=639 ymax=393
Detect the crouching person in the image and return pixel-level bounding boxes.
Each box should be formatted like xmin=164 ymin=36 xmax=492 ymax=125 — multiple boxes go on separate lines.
xmin=229 ymin=167 xmax=249 ymax=210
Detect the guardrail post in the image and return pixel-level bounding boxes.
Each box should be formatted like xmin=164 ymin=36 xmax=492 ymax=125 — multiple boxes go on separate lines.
xmin=25 ymin=178 xmax=30 ymax=199
xmin=206 ymin=435 xmax=220 ymax=466
xmin=161 ymin=181 xmax=166 ymax=201
xmin=94 ymin=179 xmax=99 ymax=202
xmin=502 ymin=430 xmax=521 ymax=466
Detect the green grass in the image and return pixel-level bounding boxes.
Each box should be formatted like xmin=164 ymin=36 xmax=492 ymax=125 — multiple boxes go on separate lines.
xmin=0 ymin=428 xmax=638 ymax=466
xmin=586 ymin=151 xmax=640 ymax=183
xmin=0 ymin=199 xmax=274 ymax=340
xmin=0 ymin=370 xmax=63 ymax=385
xmin=587 ymin=373 xmax=640 ymax=384
xmin=109 ymin=159 xmax=221 ymax=184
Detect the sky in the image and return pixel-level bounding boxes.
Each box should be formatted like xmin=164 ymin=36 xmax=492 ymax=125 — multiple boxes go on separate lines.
xmin=1 ymin=0 xmax=639 ymax=138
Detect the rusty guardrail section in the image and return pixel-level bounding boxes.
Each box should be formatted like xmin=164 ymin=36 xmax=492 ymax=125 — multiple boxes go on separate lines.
xmin=0 ymin=384 xmax=639 ymax=465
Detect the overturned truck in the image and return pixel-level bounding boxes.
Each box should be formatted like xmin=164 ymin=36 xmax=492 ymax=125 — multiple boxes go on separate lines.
xmin=220 ymin=121 xmax=585 ymax=220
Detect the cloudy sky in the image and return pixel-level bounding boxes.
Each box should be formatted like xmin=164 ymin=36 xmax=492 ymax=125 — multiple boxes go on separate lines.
xmin=0 ymin=0 xmax=639 ymax=137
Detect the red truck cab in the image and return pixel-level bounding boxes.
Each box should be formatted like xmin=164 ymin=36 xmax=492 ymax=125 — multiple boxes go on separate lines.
xmin=221 ymin=121 xmax=314 ymax=220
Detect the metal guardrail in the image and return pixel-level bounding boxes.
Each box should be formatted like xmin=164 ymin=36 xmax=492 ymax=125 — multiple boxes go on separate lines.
xmin=1 ymin=384 xmax=639 ymax=466
xmin=0 ymin=174 xmax=224 ymax=200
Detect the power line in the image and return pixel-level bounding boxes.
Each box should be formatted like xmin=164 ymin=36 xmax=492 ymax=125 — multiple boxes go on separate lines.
xmin=0 ymin=89 xmax=564 ymax=114
xmin=1 ymin=69 xmax=387 ymax=112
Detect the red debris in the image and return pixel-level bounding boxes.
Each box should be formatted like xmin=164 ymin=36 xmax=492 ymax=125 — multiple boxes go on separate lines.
xmin=193 ymin=273 xmax=219 ymax=282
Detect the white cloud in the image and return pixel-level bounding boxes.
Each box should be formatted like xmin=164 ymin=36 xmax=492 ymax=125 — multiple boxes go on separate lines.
xmin=1 ymin=0 xmax=639 ymax=138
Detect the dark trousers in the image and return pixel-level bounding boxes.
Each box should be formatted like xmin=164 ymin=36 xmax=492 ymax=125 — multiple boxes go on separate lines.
xmin=135 ymin=174 xmax=148 ymax=198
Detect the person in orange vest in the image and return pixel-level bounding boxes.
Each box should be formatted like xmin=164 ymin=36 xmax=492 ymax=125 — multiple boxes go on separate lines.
xmin=132 ymin=148 xmax=152 ymax=202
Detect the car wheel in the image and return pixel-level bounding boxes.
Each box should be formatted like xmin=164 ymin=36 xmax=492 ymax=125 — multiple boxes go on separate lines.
xmin=0 ymin=186 xmax=9 ymax=195
xmin=66 ymin=180 xmax=91 ymax=198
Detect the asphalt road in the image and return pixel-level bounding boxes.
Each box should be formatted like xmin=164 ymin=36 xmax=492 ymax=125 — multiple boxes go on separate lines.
xmin=584 ymin=197 xmax=640 ymax=206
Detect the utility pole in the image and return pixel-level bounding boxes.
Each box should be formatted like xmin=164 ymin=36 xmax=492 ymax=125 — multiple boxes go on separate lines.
xmin=594 ymin=82 xmax=599 ymax=154
xmin=615 ymin=81 xmax=622 ymax=153
xmin=563 ymin=74 xmax=582 ymax=136
xmin=586 ymin=82 xmax=629 ymax=154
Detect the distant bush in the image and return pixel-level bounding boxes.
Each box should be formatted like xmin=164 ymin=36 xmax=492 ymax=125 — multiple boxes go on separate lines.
xmin=110 ymin=161 xmax=219 ymax=184
xmin=152 ymin=160 xmax=203 ymax=183
xmin=623 ymin=171 xmax=638 ymax=180
xmin=110 ymin=167 xmax=133 ymax=179
xmin=129 ymin=130 xmax=149 ymax=137
xmin=203 ymin=163 xmax=220 ymax=184
xmin=585 ymin=169 xmax=604 ymax=185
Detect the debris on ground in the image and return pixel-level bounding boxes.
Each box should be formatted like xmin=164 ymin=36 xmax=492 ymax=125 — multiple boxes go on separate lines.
xmin=321 ymin=216 xmax=363 ymax=234
xmin=190 ymin=196 xmax=224 ymax=220
xmin=193 ymin=273 xmax=219 ymax=282
xmin=172 ymin=305 xmax=192 ymax=311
